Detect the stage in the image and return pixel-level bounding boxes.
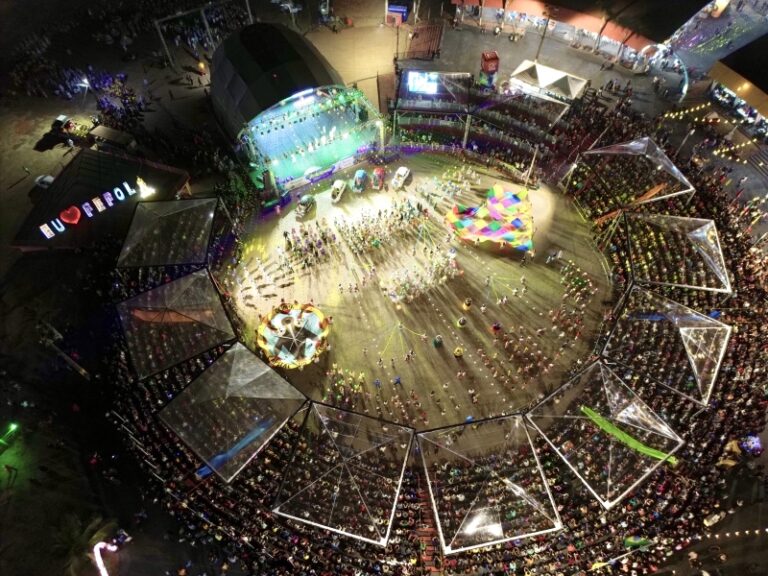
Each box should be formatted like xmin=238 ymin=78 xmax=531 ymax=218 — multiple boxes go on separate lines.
xmin=244 ymin=87 xmax=381 ymax=186
xmin=224 ymin=153 xmax=612 ymax=429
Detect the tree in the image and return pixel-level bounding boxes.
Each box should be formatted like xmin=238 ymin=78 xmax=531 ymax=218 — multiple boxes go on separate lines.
xmin=594 ymin=0 xmax=642 ymax=52
xmin=51 ymin=514 xmax=117 ymax=576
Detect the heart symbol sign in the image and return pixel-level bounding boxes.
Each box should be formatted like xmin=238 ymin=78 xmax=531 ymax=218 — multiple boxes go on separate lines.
xmin=59 ymin=205 xmax=81 ymax=225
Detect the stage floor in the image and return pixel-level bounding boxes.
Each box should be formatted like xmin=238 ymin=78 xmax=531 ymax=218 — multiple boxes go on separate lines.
xmin=225 ymin=153 xmax=612 ymax=430
xmin=255 ymin=123 xmax=378 ymax=184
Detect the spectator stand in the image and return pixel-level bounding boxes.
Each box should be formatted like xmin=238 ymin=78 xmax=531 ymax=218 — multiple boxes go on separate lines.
xmin=624 ymin=213 xmax=733 ymax=294
xmin=115 ymin=197 xmax=237 ymax=299
xmin=273 ymin=402 xmax=415 ymax=547
xmin=116 ymin=268 xmax=237 ymax=381
xmin=394 ymin=71 xmax=471 ymax=142
xmin=565 ymin=136 xmax=696 ymax=253
xmin=527 ymin=360 xmax=685 ymax=510
xmin=601 ymin=285 xmax=732 ymax=408
xmin=417 ymin=414 xmax=562 ymax=554
xmin=393 ymin=69 xmax=568 ymax=157
xmin=160 ymin=342 xmax=307 ymax=483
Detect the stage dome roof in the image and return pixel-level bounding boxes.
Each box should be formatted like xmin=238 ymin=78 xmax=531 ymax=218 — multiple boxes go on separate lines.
xmin=211 ymin=23 xmax=344 ymax=140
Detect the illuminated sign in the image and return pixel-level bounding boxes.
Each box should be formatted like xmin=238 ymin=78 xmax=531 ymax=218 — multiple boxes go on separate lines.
xmin=136 ymin=177 xmax=156 ymax=198
xmin=39 ymin=180 xmax=155 ymax=239
xmin=93 ymin=541 xmax=118 ymax=576
xmin=407 ymin=71 xmax=439 ymax=95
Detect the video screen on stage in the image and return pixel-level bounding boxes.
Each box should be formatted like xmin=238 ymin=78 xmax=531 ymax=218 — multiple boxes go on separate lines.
xmin=407 ymin=71 xmax=440 ymax=95
xmin=397 ymin=70 xmax=472 ymax=112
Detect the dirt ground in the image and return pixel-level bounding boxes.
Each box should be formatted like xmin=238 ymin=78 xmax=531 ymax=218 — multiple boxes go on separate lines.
xmin=224 ymin=152 xmax=611 ymax=430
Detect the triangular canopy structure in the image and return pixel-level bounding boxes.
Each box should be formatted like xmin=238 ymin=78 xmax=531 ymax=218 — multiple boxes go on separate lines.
xmin=570 ymin=137 xmax=695 ymax=223
xmin=273 ymin=404 xmax=413 ymax=546
xmin=602 ymin=286 xmax=732 ymax=406
xmin=117 ymin=269 xmax=235 ymax=379
xmin=117 ymin=199 xmax=219 ymax=268
xmin=527 ymin=361 xmax=684 ymax=509
xmin=626 ymin=213 xmax=732 ymax=293
xmin=418 ymin=416 xmax=561 ymax=554
xmin=584 ymin=137 xmax=694 ymax=195
xmin=510 ymin=60 xmax=587 ymax=100
xmin=160 ymin=343 xmax=306 ymax=482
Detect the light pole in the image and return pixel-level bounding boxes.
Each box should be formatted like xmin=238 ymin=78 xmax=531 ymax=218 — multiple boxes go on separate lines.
xmin=533 ymin=7 xmax=556 ymax=62
xmin=676 ymin=128 xmax=695 ymax=158
xmin=79 ymin=78 xmax=90 ymax=108
xmin=375 ymin=119 xmax=386 ymax=148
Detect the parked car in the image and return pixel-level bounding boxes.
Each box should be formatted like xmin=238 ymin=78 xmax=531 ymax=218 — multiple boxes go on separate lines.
xmin=372 ymin=167 xmax=386 ymax=190
xmin=35 ymin=175 xmax=55 ymax=189
xmin=703 ymin=511 xmax=726 ymax=528
xmin=331 ymin=179 xmax=346 ymax=203
xmin=51 ymin=115 xmax=73 ymax=132
xmin=295 ymin=194 xmax=316 ymax=218
xmin=392 ymin=166 xmax=410 ymax=189
xmin=352 ymin=170 xmax=367 ymax=192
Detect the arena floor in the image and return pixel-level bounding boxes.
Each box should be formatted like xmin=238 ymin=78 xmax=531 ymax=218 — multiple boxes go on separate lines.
xmin=225 ymin=153 xmax=612 ymax=430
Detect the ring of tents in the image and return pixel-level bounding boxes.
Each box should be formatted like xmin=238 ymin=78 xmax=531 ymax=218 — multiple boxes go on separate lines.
xmin=115 ymin=138 xmax=732 ymax=553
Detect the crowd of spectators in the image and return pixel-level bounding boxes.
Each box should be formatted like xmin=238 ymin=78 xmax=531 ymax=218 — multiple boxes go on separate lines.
xmin=421 ymin=418 xmax=559 ymax=554
xmin=103 ymin=87 xmax=768 ymax=575
xmin=8 ymin=2 xmax=767 ymax=574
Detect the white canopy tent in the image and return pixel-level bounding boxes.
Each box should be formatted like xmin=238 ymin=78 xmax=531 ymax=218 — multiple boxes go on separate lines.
xmin=509 ymin=60 xmax=588 ymax=101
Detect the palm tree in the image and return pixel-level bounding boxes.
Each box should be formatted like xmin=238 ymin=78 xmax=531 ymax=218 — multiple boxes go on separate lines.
xmin=51 ymin=513 xmax=117 ymax=576
xmin=594 ymin=0 xmax=643 ymax=52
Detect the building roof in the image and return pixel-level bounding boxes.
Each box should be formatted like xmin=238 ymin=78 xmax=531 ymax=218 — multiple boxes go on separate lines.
xmin=12 ymin=149 xmax=189 ymax=250
xmin=90 ymin=125 xmax=136 ymax=148
xmin=469 ymin=0 xmax=702 ymax=47
xmin=211 ymin=23 xmax=344 ymax=139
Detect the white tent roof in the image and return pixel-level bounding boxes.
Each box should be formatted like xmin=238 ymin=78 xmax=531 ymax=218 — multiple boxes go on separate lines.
xmin=510 ymin=60 xmax=588 ymax=100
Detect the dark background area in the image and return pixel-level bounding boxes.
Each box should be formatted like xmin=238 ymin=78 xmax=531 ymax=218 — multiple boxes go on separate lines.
xmin=542 ymin=0 xmax=704 ymax=42
xmin=720 ymin=32 xmax=768 ymax=93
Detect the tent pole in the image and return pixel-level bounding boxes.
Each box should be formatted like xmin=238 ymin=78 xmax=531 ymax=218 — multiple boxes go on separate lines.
xmin=155 ymin=20 xmax=176 ymax=70
xmin=200 ymin=8 xmax=216 ymax=51
xmin=462 ymin=113 xmax=472 ymax=149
